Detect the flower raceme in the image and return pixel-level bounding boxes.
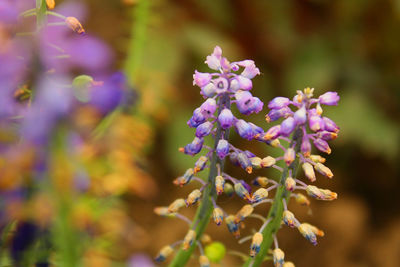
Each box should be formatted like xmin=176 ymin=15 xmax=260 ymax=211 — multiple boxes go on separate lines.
xmin=154 ymin=47 xmax=340 ymax=267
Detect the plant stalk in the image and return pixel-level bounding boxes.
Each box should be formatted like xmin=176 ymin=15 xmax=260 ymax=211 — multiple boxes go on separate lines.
xmin=243 ymin=128 xmax=303 ymax=267
xmin=169 ymin=94 xmax=230 ymax=267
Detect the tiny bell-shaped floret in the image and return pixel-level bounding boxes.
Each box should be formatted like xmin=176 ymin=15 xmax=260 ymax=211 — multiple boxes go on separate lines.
xmin=251 ymin=188 xmax=269 ymax=203
xmin=234 ymin=204 xmax=254 ymax=224
xmin=234 ymin=183 xmax=251 ymax=202
xmin=235 ymin=119 xmax=254 ymax=140
xmin=213 ymin=207 xmax=224 ymax=225
xmin=293 ymin=106 xmax=307 ymax=125
xmin=261 ymin=156 xmax=276 ymax=168
xmin=186 ymin=189 xmax=202 ymax=206
xmin=216 ymin=139 xmax=230 ymax=159
xmin=174 ymin=168 xmax=194 ymax=186
xmin=196 ymin=121 xmax=213 ymax=138
xmin=46 ymin=0 xmax=55 ymax=9
xmin=200 ymin=98 xmax=217 ymax=118
xmin=273 ymin=248 xmax=285 ymax=267
xmin=268 ymin=97 xmax=290 ymax=109
xmin=319 ymin=91 xmax=340 ymax=106
xmin=250 ymin=157 xmax=262 ymax=170
xmin=225 ymin=215 xmax=240 ymax=238
xmin=298 ymin=223 xmax=324 ymax=245
xmin=309 ymin=115 xmax=324 ymax=132
xmin=154 ymin=207 xmax=171 ymax=216
xmin=306 ymin=185 xmax=337 ymax=201
xmin=318 ymin=130 xmax=338 ymax=141
xmin=199 ymin=255 xmax=210 ymax=267
xmin=65 ymin=17 xmax=85 ymax=34
xmin=309 ymin=155 xmax=326 ymax=163
xmin=205 ymin=46 xmax=222 ymax=70
xmin=155 ymin=245 xmax=174 ymax=262
xmin=215 ymin=175 xmax=225 ymax=195
xmin=285 ymin=177 xmax=296 ymax=192
xmin=193 ymin=70 xmax=212 ymax=87
xmin=313 ymin=138 xmax=331 ymax=154
xmin=283 ymin=210 xmax=297 ymax=228
xmin=283 ymin=262 xmax=295 ymax=267
xmin=224 ymin=183 xmax=234 ymax=197
xmin=280 ymin=117 xmax=296 ymax=136
xmin=182 ymin=137 xmax=204 ymax=156
xmin=168 ymin=198 xmax=186 ymax=213
xmin=252 ymin=176 xmax=269 ymax=187
xmin=266 ymin=107 xmax=292 ymax=123
xmin=201 ymin=83 xmax=216 ymax=98
xmin=237 ymin=152 xmax=252 ymax=174
xmin=294 ymin=193 xmax=310 ymax=206
xmin=183 ymin=230 xmax=196 ymax=250
xmin=284 ymin=148 xmax=296 ymax=166
xmin=263 ymin=125 xmax=280 ymax=140
xmin=314 ymin=163 xmax=333 ymax=178
xmin=218 ymin=108 xmax=234 ymax=129
xmin=302 ymin=162 xmax=316 ymax=182
xmin=250 ymin=232 xmax=263 ymax=257
xmin=194 ymin=156 xmax=208 ymax=173
xmin=322 ymin=117 xmax=339 ymax=133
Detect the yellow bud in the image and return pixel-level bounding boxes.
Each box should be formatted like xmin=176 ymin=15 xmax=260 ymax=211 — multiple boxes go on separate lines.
xmin=168 ymin=198 xmax=185 ymax=213
xmin=273 ymin=248 xmax=285 ymax=267
xmin=46 ymin=0 xmax=55 ymax=9
xmin=294 ymin=193 xmax=310 ymax=206
xmin=316 ymin=103 xmax=323 ymax=115
xmin=261 ymin=156 xmax=276 ymax=168
xmin=309 ymin=155 xmax=326 ymax=163
xmin=283 ymin=261 xmax=295 ymax=267
xmin=302 ymin=162 xmax=316 ymax=182
xmin=314 ymin=163 xmax=333 ymax=178
xmin=199 ymin=255 xmax=210 ymax=267
xmin=270 ymin=139 xmax=281 ymax=147
xmin=234 ymin=204 xmax=254 ymax=224
xmin=285 ymin=177 xmax=296 ymax=192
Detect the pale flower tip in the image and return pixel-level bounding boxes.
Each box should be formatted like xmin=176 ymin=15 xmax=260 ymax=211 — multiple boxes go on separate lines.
xmin=178 ymin=147 xmax=184 ymax=152
xmin=246 ymin=166 xmax=253 ymax=174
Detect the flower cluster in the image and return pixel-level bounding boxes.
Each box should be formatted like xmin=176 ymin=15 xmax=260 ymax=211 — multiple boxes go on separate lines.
xmin=155 ymin=46 xmax=340 ymax=266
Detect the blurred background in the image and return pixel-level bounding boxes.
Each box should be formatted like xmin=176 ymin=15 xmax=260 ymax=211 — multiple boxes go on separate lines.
xmin=87 ymin=0 xmax=400 ymax=266
xmin=2 ymin=0 xmax=400 ymax=266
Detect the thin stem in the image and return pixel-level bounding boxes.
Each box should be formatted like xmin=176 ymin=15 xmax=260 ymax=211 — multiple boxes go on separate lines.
xmin=168 ymin=94 xmax=230 ymax=267
xmin=36 ymin=0 xmax=47 ymax=29
xmin=243 ymin=128 xmax=303 ymax=267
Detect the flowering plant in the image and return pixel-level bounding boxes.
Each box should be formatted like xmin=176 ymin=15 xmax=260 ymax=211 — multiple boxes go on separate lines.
xmin=155 ymin=47 xmax=340 ymax=267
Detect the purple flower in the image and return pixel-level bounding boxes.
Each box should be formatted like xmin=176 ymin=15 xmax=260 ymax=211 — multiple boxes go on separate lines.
xmin=183 ymin=137 xmax=204 ymax=155
xmin=205 ymin=46 xmax=222 ymax=70
xmin=235 ymin=119 xmax=254 ymax=140
xmin=200 ymin=98 xmax=217 ymax=118
xmin=293 ymin=106 xmax=307 ymax=125
xmin=238 ymin=60 xmax=260 ymax=79
xmin=268 ymin=97 xmax=290 ymax=109
xmin=322 ymin=117 xmax=339 ymax=133
xmin=216 ymin=139 xmax=230 ymax=159
xmin=313 ymin=138 xmax=331 ymax=154
xmin=218 ymin=108 xmax=234 ymax=129
xmin=193 ymin=70 xmax=212 ymax=87
xmin=266 ymin=107 xmax=292 ymax=122
xmin=188 ymin=108 xmax=206 ymax=128
xmin=319 ymin=91 xmax=340 ymax=106
xmin=195 ymin=121 xmax=213 ymax=138
xmin=235 ymin=75 xmax=252 ymax=91
xmin=280 ymin=117 xmax=296 ymax=136
xmin=200 ymin=83 xmax=216 ymax=98
xmin=308 ymin=115 xmax=324 ymax=132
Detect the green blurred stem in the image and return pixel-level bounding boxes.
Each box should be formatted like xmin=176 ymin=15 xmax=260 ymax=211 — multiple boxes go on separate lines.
xmin=36 ymin=0 xmax=47 ymax=28
xmin=243 ymin=128 xmax=303 ymax=267
xmin=169 ymin=94 xmax=231 ymax=267
xmin=124 ymin=0 xmax=150 ymax=86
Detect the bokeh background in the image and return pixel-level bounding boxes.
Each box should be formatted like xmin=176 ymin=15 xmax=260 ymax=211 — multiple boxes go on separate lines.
xmin=5 ymin=0 xmax=400 ymax=266
xmin=89 ymin=0 xmax=400 ymax=266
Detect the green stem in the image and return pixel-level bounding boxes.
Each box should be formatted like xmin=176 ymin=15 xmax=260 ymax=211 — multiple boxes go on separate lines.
xmin=243 ymin=128 xmax=303 ymax=267
xmin=169 ymin=94 xmax=231 ymax=267
xmin=36 ymin=0 xmax=47 ymax=29
xmin=124 ymin=0 xmax=150 ymax=86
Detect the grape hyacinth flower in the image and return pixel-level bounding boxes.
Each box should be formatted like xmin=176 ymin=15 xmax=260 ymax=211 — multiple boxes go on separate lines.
xmin=155 ymin=46 xmax=270 ymax=266
xmin=241 ymin=87 xmax=340 ymax=267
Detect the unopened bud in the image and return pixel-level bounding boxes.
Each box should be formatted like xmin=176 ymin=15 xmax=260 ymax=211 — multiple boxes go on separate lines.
xmin=306 ymin=185 xmax=337 ymax=201
xmin=273 ymin=248 xmax=285 ymax=267
xmin=213 ymin=207 xmax=224 ymax=226
xmin=186 ymin=189 xmax=202 ymax=206
xmin=168 ymin=198 xmax=186 ymax=213
xmin=314 ymin=163 xmax=333 ymax=178
xmin=294 ymin=193 xmax=310 ymax=206
xmin=182 ymin=230 xmax=196 ymax=250
xmin=252 ymin=176 xmax=269 ymax=187
xmin=283 ymin=210 xmax=297 ymax=228
xmin=251 ymin=188 xmax=269 ymax=203
xmin=261 ymin=156 xmax=276 ymax=168
xmin=302 ymin=162 xmax=316 ymax=182
xmin=199 ymin=255 xmax=210 ymax=267
xmin=285 ymin=177 xmax=296 ymax=192
xmin=284 ymin=148 xmax=296 ymax=166
xmin=215 ymin=175 xmax=225 ymax=195
xmin=250 ymin=232 xmax=263 ymax=257
xmin=155 ymin=245 xmax=174 ymax=262
xmin=65 ymin=17 xmax=85 ymax=35
xmin=234 ymin=204 xmax=254 ymax=224
xmin=46 ymin=0 xmax=55 ymax=10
